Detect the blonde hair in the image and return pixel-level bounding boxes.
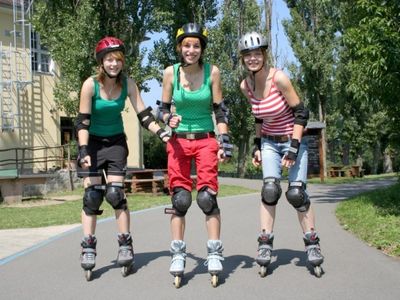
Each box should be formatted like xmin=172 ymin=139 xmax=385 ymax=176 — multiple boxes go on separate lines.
xmin=96 ymin=51 xmax=125 ymax=86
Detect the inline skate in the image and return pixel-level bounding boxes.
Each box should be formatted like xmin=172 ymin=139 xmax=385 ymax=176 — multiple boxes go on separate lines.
xmin=256 ymin=230 xmax=274 ymax=277
xmin=81 ymin=235 xmax=97 ymax=281
xmin=117 ymin=233 xmax=134 ymax=277
xmin=169 ymin=240 xmax=186 ymax=288
xmin=205 ymin=240 xmax=224 ymax=287
xmin=303 ymin=231 xmax=324 ymax=277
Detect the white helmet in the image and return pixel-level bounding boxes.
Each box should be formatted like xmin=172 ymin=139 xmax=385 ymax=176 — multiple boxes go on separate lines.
xmin=238 ymin=32 xmax=268 ymax=53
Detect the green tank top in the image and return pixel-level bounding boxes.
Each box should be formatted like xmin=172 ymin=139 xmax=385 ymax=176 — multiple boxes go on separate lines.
xmin=89 ymin=77 xmax=127 ymax=137
xmin=172 ymin=63 xmax=214 ymax=133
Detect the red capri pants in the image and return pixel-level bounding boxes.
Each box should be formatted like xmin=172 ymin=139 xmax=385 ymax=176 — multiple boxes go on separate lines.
xmin=166 ymin=134 xmax=219 ymax=192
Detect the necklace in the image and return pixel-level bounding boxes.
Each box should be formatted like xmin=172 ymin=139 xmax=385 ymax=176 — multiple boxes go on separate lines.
xmin=103 ymin=82 xmax=116 ymax=99
xmin=182 ymin=71 xmax=201 ymax=90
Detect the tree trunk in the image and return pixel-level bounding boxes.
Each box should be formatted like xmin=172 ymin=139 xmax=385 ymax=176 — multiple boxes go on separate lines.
xmin=372 ymin=141 xmax=381 ymax=174
xmin=383 ymin=149 xmax=393 ymax=173
xmin=236 ymin=132 xmax=249 ymax=178
xmin=342 ymin=143 xmax=350 ymax=165
xmin=318 ymin=94 xmax=327 ymax=178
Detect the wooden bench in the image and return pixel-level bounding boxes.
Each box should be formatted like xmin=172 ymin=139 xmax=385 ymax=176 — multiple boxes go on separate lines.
xmin=0 ymin=170 xmax=55 ymax=204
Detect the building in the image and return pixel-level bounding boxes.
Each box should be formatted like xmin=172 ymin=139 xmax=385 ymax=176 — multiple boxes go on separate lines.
xmin=0 ymin=0 xmax=143 ymax=172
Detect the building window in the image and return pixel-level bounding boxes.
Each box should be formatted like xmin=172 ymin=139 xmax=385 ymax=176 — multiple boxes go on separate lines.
xmin=31 ymin=32 xmax=51 ymax=73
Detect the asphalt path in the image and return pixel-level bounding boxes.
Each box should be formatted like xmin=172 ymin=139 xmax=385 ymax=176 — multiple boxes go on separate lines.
xmin=0 ymin=177 xmax=399 ymax=300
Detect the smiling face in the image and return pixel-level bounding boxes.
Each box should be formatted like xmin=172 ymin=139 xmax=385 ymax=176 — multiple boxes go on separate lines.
xmin=102 ymin=51 xmax=124 ymax=77
xmin=242 ymin=48 xmax=266 ymax=72
xmin=177 ymin=37 xmax=202 ymax=64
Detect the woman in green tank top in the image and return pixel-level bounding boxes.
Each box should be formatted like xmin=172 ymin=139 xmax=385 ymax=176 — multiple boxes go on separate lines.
xmin=160 ymin=23 xmax=233 ymax=287
xmin=75 ymin=37 xmax=170 ymax=280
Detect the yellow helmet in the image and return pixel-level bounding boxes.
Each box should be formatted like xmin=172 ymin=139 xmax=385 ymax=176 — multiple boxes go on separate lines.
xmin=176 ymin=23 xmax=208 ymax=48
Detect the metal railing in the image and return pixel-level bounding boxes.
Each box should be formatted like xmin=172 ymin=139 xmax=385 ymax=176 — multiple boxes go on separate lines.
xmin=0 ymin=144 xmax=75 ymax=175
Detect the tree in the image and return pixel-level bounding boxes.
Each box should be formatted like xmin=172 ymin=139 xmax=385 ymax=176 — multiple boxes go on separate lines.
xmin=283 ymin=0 xmax=341 ymax=176
xmin=341 ymin=0 xmax=400 ymax=146
xmin=32 ymin=0 xmax=218 ymax=116
xmin=204 ymin=0 xmax=263 ymax=177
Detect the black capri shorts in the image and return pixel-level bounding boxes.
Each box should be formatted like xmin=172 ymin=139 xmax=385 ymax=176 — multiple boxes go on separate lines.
xmin=77 ymin=133 xmax=128 ymax=178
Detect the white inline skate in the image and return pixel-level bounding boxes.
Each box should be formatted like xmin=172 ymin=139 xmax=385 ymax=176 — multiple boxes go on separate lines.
xmin=169 ymin=240 xmax=186 ymax=288
xmin=205 ymin=240 xmax=224 ymax=287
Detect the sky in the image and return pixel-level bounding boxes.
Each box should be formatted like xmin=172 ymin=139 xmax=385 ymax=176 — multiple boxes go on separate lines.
xmin=140 ymin=0 xmax=296 ymax=108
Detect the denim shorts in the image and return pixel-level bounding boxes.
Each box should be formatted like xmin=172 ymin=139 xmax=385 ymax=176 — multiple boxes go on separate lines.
xmin=261 ymin=136 xmax=308 ymax=183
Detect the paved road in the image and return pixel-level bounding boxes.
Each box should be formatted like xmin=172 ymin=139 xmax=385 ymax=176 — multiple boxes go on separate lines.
xmin=0 ymin=178 xmax=399 ymax=300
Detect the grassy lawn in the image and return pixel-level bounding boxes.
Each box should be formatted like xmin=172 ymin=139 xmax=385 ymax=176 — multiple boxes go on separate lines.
xmin=336 ymin=181 xmax=400 ymax=257
xmin=0 ymin=185 xmax=256 ymax=229
xmin=308 ymin=172 xmax=398 ymax=184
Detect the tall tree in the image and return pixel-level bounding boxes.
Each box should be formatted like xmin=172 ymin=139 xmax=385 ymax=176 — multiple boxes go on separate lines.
xmin=341 ymin=0 xmax=400 ymax=146
xmin=32 ymin=0 xmax=218 ymax=116
xmin=283 ymin=0 xmax=340 ymax=175
xmin=205 ymin=0 xmax=262 ymax=177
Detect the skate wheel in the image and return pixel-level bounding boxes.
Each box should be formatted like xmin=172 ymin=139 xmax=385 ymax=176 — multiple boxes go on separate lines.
xmin=174 ymin=276 xmax=182 ymax=288
xmin=211 ymin=274 xmax=218 ymax=287
xmin=121 ymin=265 xmax=131 ymax=277
xmin=259 ymin=266 xmax=267 ymax=277
xmin=314 ymin=266 xmax=322 ymax=278
xmin=84 ymin=269 xmax=92 ymax=281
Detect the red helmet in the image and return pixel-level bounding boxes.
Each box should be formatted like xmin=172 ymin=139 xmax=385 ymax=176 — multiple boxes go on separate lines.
xmin=95 ymin=36 xmax=125 ymax=62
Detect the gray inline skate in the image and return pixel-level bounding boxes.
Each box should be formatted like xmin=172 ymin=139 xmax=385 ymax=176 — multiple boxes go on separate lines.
xmin=169 ymin=240 xmax=186 ymax=288
xmin=117 ymin=233 xmax=134 ymax=277
xmin=256 ymin=230 xmax=274 ymax=277
xmin=80 ymin=235 xmax=97 ymax=281
xmin=205 ymin=240 xmax=224 ymax=287
xmin=303 ymin=231 xmax=324 ymax=277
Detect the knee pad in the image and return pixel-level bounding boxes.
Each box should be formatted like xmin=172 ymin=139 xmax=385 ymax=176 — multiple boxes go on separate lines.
xmin=105 ymin=182 xmax=127 ymax=210
xmin=286 ymin=181 xmax=310 ymax=212
xmin=261 ymin=177 xmax=282 ymax=206
xmin=83 ymin=185 xmax=105 ymax=215
xmin=196 ymin=186 xmax=220 ymax=216
xmin=172 ymin=187 xmax=192 ymax=216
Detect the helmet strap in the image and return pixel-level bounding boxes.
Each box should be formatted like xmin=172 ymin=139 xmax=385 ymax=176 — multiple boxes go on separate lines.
xmin=250 ymin=62 xmax=265 ymax=91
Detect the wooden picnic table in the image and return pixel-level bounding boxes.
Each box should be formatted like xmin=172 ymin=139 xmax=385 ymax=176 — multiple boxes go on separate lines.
xmin=329 ymin=165 xmax=346 ymax=177
xmin=125 ymin=169 xmax=169 ymax=195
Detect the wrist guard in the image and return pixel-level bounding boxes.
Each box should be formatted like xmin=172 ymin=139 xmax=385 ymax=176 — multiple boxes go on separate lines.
xmin=219 ymin=134 xmax=233 ymax=158
xmin=252 ymin=137 xmax=261 ymax=158
xmin=156 ymin=128 xmax=170 ymax=141
xmin=78 ymin=145 xmax=89 ymax=166
xmin=286 ymin=139 xmax=300 ymax=161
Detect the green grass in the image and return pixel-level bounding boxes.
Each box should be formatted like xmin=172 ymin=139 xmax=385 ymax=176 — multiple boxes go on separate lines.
xmin=308 ymin=172 xmax=398 ymax=184
xmin=0 ymin=185 xmax=256 ymax=229
xmin=336 ymin=182 xmax=400 ymax=257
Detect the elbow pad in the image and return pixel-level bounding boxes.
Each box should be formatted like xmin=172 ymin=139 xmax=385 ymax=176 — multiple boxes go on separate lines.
xmin=137 ymin=106 xmax=156 ymax=129
xmin=213 ymin=101 xmax=229 ymax=124
xmin=75 ymin=113 xmax=91 ymax=133
xmin=293 ymin=102 xmax=309 ymax=127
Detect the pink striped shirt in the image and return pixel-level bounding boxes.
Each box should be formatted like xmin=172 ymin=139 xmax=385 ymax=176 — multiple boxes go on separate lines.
xmin=246 ymin=70 xmax=295 ymax=136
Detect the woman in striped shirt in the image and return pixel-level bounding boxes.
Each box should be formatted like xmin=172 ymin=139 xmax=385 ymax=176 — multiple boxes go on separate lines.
xmin=238 ymin=32 xmax=324 ymax=278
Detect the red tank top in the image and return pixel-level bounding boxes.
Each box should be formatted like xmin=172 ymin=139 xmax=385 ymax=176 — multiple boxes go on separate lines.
xmin=246 ymin=70 xmax=294 ymax=135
